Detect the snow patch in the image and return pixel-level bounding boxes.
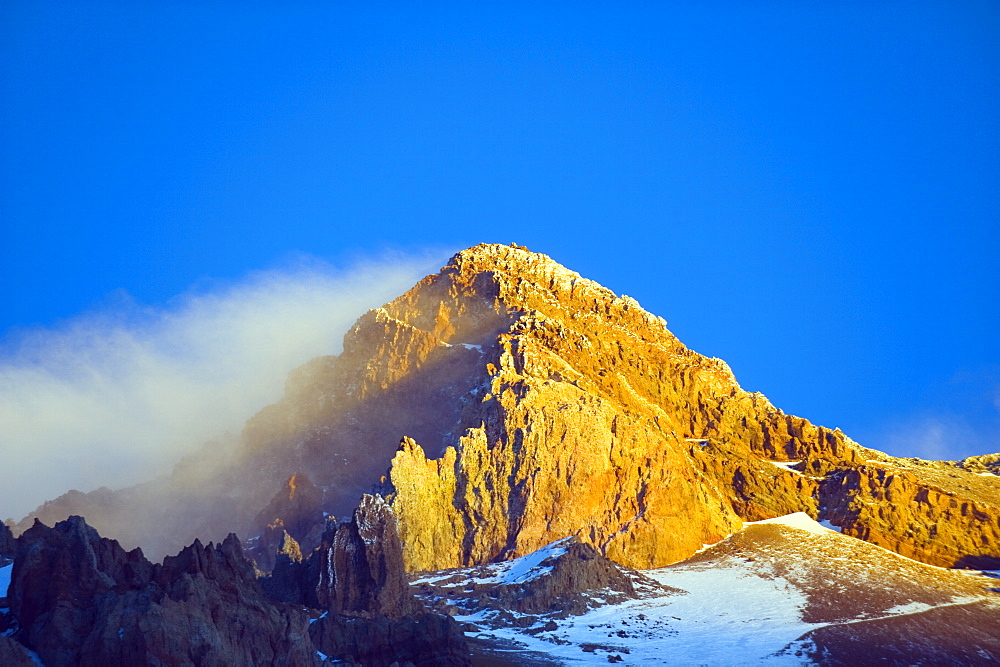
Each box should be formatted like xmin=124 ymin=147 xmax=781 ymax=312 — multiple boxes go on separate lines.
xmin=409 ymin=572 xmax=461 ymax=586
xmin=442 ymin=557 xmax=817 ymax=664
xmin=768 ymin=460 xmax=803 ymax=475
xmin=470 ymin=538 xmax=572 ymax=586
xmin=882 ymin=600 xmax=935 ymax=616
xmin=440 ymin=342 xmax=483 ymax=352
xmin=749 ymin=512 xmax=839 ymax=535
xmin=817 ymin=519 xmax=843 ymax=533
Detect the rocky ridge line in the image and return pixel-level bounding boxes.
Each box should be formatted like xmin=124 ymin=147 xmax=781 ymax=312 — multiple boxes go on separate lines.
xmin=2 ymin=506 xmax=471 ymax=666
xmin=379 ymin=245 xmax=1000 ymax=570
xmin=10 ymin=243 xmax=1000 ymax=575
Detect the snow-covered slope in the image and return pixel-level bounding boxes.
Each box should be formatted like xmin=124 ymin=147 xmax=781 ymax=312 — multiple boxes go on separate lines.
xmin=416 ymin=538 xmax=572 ymax=588
xmin=412 ymin=514 xmax=1000 ymax=664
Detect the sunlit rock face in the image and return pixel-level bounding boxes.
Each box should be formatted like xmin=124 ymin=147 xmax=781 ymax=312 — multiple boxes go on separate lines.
xmin=14 ymin=244 xmax=1000 ymax=572
xmin=373 ymin=244 xmax=999 ymax=570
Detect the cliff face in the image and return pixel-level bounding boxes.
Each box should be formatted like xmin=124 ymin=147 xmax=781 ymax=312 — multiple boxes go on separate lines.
xmin=374 ymin=245 xmax=1000 ymax=570
xmin=254 ymin=494 xmax=471 ymax=666
xmin=0 ymin=521 xmax=15 ymax=562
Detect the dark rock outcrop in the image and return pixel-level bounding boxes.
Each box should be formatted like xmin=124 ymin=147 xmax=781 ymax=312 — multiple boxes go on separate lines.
xmin=0 ymin=636 xmax=36 ymax=667
xmin=259 ymin=531 xmax=305 ymax=604
xmin=414 ymin=537 xmax=678 ymax=621
xmin=0 ymin=521 xmax=16 ymax=563
xmin=497 ymin=538 xmax=678 ymax=616
xmin=262 ymin=494 xmax=420 ymax=618
xmin=250 ymin=473 xmax=327 ymax=572
xmin=7 ymin=516 xmax=317 ymax=666
xmin=312 ymin=494 xmax=419 ymax=619
xmin=309 ymin=612 xmax=470 ymax=666
xmin=260 ymin=495 xmax=471 ymax=665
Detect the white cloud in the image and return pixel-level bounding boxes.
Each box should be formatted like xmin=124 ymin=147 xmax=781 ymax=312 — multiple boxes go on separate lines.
xmin=873 ymin=404 xmax=999 ymax=462
xmin=0 ymin=251 xmax=446 ymax=521
xmin=879 ymin=417 xmax=955 ymax=461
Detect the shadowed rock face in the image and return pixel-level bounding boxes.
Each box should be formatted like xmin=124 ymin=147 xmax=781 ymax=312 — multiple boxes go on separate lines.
xmin=4 ymin=509 xmax=471 ymax=667
xmin=257 ymin=494 xmax=471 ymax=666
xmin=0 ymin=522 xmax=15 ymax=570
xmin=311 ymin=494 xmax=420 ymax=619
xmin=309 ymin=612 xmax=471 ymax=667
xmin=262 ymin=494 xmax=420 ymax=619
xmin=0 ymin=637 xmax=35 ymax=667
xmin=7 ymin=516 xmax=316 ymax=667
xmin=249 ymin=473 xmax=326 ymax=572
xmin=256 ymin=473 xmax=325 ymax=545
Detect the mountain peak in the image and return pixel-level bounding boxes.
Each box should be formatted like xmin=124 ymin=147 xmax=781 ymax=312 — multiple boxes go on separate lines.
xmin=447 ymin=242 xmax=582 ymax=282
xmin=444 ymin=242 xmax=624 ymax=309
xmin=6 ymin=247 xmax=999 ymax=664
xmin=14 ymin=244 xmax=1000 ymax=578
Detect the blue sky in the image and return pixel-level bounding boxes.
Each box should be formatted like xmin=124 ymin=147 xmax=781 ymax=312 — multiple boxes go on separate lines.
xmin=2 ymin=1 xmax=998 ymax=499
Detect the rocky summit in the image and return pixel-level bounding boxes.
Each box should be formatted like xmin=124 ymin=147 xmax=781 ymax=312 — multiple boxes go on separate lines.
xmin=242 ymin=243 xmax=998 ymax=572
xmin=4 ymin=243 xmax=1000 ymax=664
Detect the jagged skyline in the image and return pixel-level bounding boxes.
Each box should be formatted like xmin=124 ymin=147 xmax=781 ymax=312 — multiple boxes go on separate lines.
xmin=2 ymin=3 xmax=997 ymax=503
xmin=10 ymin=244 xmax=998 ymax=573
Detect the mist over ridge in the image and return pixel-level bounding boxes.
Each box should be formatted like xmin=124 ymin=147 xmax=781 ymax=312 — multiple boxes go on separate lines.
xmin=0 ymin=250 xmax=447 ymax=521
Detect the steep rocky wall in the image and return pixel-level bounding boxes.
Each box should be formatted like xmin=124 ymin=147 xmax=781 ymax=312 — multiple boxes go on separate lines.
xmin=312 ymin=494 xmax=420 ymax=619
xmin=386 ymin=245 xmax=1000 ymax=571
xmin=255 ymin=495 xmax=472 ymax=666
xmin=0 ymin=521 xmax=15 ymax=562
xmin=821 ymin=463 xmax=1000 ymax=568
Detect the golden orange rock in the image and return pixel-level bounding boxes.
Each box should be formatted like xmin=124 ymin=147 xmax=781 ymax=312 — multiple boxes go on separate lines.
xmin=15 ymin=244 xmax=999 ymax=573
xmin=375 ymin=244 xmax=998 ymax=570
